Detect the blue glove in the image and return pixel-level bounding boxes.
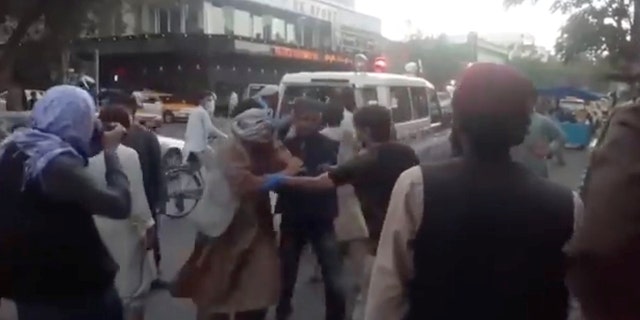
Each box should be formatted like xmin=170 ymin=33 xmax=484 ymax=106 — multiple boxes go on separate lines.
xmin=261 ymin=173 xmax=286 ymax=192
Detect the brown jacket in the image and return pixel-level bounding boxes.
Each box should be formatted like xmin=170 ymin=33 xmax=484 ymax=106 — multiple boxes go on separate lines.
xmin=172 ymin=139 xmax=293 ymax=315
xmin=566 ymin=102 xmax=640 ymax=319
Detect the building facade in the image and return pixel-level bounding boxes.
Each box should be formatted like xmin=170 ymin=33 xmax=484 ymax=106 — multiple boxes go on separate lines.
xmin=74 ymin=0 xmax=382 ymax=95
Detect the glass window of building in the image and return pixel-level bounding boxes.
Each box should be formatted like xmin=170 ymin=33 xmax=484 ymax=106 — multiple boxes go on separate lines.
xmin=252 ymin=15 xmax=263 ymax=39
xmin=222 ymin=6 xmax=234 ymax=35
xmin=185 ymin=4 xmax=203 ymax=33
xmin=155 ymin=8 xmax=170 ymax=33
xmin=204 ymin=3 xmax=224 ymax=34
xmin=272 ymin=18 xmax=286 ymax=42
xmin=169 ymin=6 xmax=182 ymax=33
xmin=262 ymin=15 xmax=273 ymax=41
xmin=286 ymin=23 xmax=296 ymax=44
xmin=234 ymin=9 xmax=252 ymax=37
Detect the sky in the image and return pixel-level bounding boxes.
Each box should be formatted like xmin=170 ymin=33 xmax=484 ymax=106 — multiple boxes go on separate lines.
xmin=356 ymin=0 xmax=567 ymax=49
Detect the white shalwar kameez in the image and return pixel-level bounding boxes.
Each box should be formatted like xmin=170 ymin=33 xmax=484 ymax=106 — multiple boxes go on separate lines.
xmin=87 ymin=145 xmax=156 ymax=313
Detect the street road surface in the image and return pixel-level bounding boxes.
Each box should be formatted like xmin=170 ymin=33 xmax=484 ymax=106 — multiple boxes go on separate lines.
xmin=0 ymin=122 xmax=589 ymax=320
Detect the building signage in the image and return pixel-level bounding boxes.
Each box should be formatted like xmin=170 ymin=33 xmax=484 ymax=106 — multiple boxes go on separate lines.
xmin=273 ymin=46 xmax=321 ymax=61
xmin=293 ymin=0 xmax=338 ymax=23
xmin=272 ymin=46 xmax=351 ymax=64
xmin=246 ymin=0 xmax=381 ymax=34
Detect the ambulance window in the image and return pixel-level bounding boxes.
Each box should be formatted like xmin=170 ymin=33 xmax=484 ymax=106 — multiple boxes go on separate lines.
xmin=410 ymin=87 xmax=430 ymax=119
xmin=427 ymin=90 xmax=443 ymax=123
xmin=390 ymin=87 xmax=412 ymax=123
xmin=357 ymin=87 xmax=378 ymax=106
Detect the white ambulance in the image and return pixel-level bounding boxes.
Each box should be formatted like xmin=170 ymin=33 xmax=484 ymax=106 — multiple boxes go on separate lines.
xmin=277 ymin=71 xmax=442 ymax=141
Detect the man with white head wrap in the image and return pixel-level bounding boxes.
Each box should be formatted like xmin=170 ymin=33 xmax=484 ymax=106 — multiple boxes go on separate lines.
xmin=172 ymin=106 xmax=303 ymax=320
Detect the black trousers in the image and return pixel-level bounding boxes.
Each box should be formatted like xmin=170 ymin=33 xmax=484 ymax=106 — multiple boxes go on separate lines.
xmin=276 ymin=220 xmax=346 ymax=320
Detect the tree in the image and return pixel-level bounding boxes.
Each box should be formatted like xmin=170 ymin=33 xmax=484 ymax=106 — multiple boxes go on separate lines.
xmin=0 ymin=0 xmax=125 ymax=82
xmin=406 ymin=34 xmax=474 ymax=89
xmin=509 ymin=56 xmax=610 ymax=90
xmin=504 ymin=0 xmax=640 ymax=83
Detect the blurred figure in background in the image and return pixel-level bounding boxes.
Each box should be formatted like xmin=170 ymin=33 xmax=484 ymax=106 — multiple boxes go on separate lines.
xmin=0 ymin=85 xmax=130 ymax=320
xmin=511 ymin=98 xmax=566 ymax=177
xmin=93 ymin=105 xmax=156 ymax=320
xmin=184 ymin=91 xmax=228 ymax=170
xmin=228 ymin=90 xmax=239 ymax=118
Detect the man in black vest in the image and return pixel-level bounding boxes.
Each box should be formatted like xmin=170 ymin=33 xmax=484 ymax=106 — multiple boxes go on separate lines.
xmin=365 ymin=63 xmax=581 ymax=320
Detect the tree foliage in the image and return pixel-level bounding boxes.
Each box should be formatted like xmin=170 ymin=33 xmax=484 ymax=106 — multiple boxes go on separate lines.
xmin=406 ymin=34 xmax=474 ymax=89
xmin=0 ymin=0 xmax=122 ymax=83
xmin=504 ymin=0 xmax=640 ymax=80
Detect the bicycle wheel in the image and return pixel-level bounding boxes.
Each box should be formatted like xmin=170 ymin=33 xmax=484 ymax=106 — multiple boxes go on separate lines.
xmin=163 ymin=166 xmax=204 ymax=219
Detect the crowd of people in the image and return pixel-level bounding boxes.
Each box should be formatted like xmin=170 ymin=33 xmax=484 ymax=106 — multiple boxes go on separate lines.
xmin=0 ymin=62 xmax=637 ymax=320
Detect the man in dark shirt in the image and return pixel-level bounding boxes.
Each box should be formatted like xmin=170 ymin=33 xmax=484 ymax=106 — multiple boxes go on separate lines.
xmin=275 ymin=98 xmax=346 ymax=320
xmin=105 ymin=93 xmax=168 ymax=288
xmin=282 ymin=105 xmax=419 ymax=251
xmin=0 ymin=85 xmax=130 ymax=320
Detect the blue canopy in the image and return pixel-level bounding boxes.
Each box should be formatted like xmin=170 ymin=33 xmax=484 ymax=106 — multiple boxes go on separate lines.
xmin=537 ymin=86 xmax=604 ymax=102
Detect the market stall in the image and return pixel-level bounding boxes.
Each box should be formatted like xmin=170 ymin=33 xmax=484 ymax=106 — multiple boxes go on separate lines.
xmin=537 ymin=86 xmax=604 ymax=148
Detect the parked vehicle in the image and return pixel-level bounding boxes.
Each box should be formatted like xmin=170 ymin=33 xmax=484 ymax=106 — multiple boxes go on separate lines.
xmin=278 ymin=71 xmax=440 ymax=141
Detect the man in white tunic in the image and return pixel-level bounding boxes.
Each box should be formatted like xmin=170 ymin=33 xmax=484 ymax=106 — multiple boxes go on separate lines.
xmin=88 ymin=140 xmax=156 ymax=320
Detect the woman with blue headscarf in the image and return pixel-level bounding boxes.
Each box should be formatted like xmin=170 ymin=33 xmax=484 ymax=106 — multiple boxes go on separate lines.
xmin=0 ymin=85 xmax=131 ymax=320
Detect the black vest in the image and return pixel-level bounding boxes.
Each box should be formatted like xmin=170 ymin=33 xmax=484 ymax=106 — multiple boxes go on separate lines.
xmin=408 ymin=159 xmax=574 ymax=320
xmin=0 ymin=142 xmax=118 ymax=302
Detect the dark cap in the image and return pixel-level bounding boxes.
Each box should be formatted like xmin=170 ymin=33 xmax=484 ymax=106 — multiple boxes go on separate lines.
xmin=452 ymin=63 xmax=535 ymax=117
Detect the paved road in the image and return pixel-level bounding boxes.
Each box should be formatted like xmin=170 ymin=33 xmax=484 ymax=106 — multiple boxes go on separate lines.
xmin=0 ymin=123 xmax=589 ymax=320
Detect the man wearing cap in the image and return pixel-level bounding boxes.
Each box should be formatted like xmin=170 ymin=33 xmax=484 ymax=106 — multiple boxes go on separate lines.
xmin=365 ymin=63 xmax=582 ymax=320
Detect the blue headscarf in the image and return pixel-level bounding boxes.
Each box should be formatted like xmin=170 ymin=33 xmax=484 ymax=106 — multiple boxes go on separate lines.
xmin=0 ymin=85 xmax=97 ymax=182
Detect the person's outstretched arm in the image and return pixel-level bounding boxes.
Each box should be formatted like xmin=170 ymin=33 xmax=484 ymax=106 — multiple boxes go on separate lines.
xmin=202 ymin=109 xmax=228 ymax=139
xmin=41 ymin=151 xmax=131 ymax=219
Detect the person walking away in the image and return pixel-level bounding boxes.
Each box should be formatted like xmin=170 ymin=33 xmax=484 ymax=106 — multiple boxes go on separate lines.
xmin=90 ymin=105 xmax=156 ymax=320
xmin=27 ymin=91 xmax=38 ymax=111
xmin=274 ymin=98 xmax=346 ymax=320
xmin=511 ymin=105 xmax=566 ymax=177
xmin=228 ymin=90 xmax=239 ymax=118
xmin=108 ymin=93 xmax=167 ymax=289
xmin=366 ymin=63 xmax=581 ymax=320
xmin=0 ymin=85 xmax=130 ymax=320
xmin=566 ymin=100 xmax=640 ymax=319
xmin=171 ymin=107 xmax=303 ymax=320
xmin=280 ymin=105 xmax=419 ymax=319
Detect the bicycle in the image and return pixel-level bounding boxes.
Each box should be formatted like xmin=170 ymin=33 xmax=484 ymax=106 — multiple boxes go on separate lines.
xmin=163 ymin=153 xmax=205 ymax=219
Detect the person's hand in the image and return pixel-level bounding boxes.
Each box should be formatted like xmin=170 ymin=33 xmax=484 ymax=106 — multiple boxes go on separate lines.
xmin=532 ymin=142 xmax=550 ymax=159
xmin=102 ymin=123 xmax=127 ymax=151
xmin=144 ymin=226 xmax=157 ymax=251
xmin=318 ymin=163 xmax=336 ymax=172
xmin=284 ymin=157 xmax=304 ymax=176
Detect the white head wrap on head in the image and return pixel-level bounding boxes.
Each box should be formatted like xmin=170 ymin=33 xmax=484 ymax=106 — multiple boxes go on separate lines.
xmin=231 ymin=108 xmax=274 ymax=143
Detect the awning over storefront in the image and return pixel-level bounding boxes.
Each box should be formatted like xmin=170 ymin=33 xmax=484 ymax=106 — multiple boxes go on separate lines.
xmin=537 ymin=86 xmax=605 ymax=102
